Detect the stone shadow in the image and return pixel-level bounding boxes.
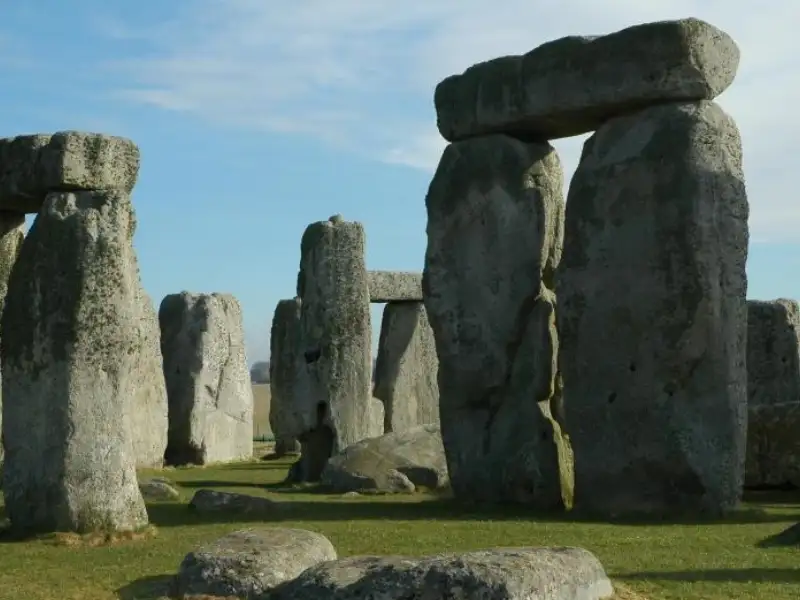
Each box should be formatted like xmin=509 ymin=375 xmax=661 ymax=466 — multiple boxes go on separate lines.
xmin=116 ymin=574 xmax=174 ymax=600
xmin=619 ymin=568 xmax=800 ymax=585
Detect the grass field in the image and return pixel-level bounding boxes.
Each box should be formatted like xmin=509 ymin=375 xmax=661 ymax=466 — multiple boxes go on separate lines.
xmin=0 ymin=444 xmax=799 ymax=600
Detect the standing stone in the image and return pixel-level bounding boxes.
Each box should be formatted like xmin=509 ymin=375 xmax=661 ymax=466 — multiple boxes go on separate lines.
xmin=0 ymin=211 xmax=24 ymax=466
xmin=558 ymin=101 xmax=749 ymax=516
xmin=2 ymin=190 xmax=148 ymax=534
xmin=269 ymin=298 xmax=302 ymax=456
xmin=291 ymin=217 xmax=380 ymax=481
xmin=423 ymin=135 xmax=567 ymax=507
xmin=373 ymin=302 xmax=439 ymax=433
xmin=746 ymin=299 xmax=800 ymax=488
xmin=160 ymin=292 xmax=254 ymax=466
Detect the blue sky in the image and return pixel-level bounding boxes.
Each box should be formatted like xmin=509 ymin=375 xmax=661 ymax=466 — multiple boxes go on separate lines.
xmin=0 ymin=1 xmax=797 ymax=363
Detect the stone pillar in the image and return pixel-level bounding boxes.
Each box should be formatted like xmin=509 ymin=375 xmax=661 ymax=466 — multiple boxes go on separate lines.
xmin=373 ymin=301 xmax=439 ymax=433
xmin=269 ymin=297 xmax=302 ymax=456
xmin=423 ymin=136 xmax=567 ymax=508
xmin=558 ymin=101 xmax=749 ymax=516
xmin=160 ymin=292 xmax=254 ymax=466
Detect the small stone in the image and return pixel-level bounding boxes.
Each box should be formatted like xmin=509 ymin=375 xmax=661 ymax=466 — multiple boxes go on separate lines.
xmin=367 ymin=271 xmax=423 ymax=302
xmin=139 ymin=479 xmax=180 ymax=501
xmin=188 ymin=490 xmax=281 ymax=515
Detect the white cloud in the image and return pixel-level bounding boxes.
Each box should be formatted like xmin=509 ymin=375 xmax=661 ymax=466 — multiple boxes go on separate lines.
xmin=98 ymin=0 xmax=800 ymax=241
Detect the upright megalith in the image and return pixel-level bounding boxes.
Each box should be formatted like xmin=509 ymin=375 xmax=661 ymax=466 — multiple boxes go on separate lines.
xmin=558 ymin=100 xmax=749 ymax=516
xmin=423 ymin=136 xmax=566 ymax=507
xmin=269 ymin=297 xmax=303 ymax=456
xmin=160 ymin=292 xmax=254 ymax=466
xmin=2 ymin=186 xmax=149 ymax=533
xmin=746 ymin=299 xmax=800 ymax=488
xmin=291 ymin=216 xmax=381 ymax=482
xmin=373 ymin=302 xmax=439 ymax=433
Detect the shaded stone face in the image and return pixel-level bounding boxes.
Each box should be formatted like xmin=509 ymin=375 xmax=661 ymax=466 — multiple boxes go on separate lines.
xmin=558 ymin=101 xmax=749 ymax=517
xmin=435 ymin=18 xmax=739 ymax=142
xmin=2 ymin=190 xmax=148 ymax=534
xmin=269 ymin=297 xmax=303 ymax=456
xmin=423 ymin=135 xmax=566 ymax=508
xmin=373 ymin=301 xmax=439 ymax=433
xmin=745 ymin=299 xmax=800 ymax=488
xmin=291 ymin=217 xmax=381 ymax=482
xmin=160 ymin=292 xmax=254 ymax=466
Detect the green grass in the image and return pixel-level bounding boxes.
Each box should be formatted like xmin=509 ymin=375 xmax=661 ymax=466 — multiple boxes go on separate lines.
xmin=0 ymin=451 xmax=799 ymax=600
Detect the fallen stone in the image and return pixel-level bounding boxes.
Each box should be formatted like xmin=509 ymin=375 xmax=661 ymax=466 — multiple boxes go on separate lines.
xmin=435 ymin=18 xmax=739 ymax=142
xmin=374 ymin=301 xmax=439 ymax=433
xmin=0 ymin=131 xmax=140 ymax=213
xmin=292 ymin=216 xmax=382 ymax=481
xmin=367 ymin=271 xmax=423 ymax=302
xmin=175 ymin=527 xmax=337 ymax=598
xmin=160 ymin=292 xmax=254 ymax=466
xmin=269 ymin=297 xmax=303 ymax=456
xmin=139 ymin=479 xmax=180 ymax=501
xmin=320 ymin=425 xmax=448 ymax=494
xmin=188 ymin=490 xmax=282 ymax=515
xmin=558 ymin=101 xmax=749 ymax=516
xmin=745 ymin=299 xmax=800 ymax=488
xmin=424 ymin=135 xmax=566 ymax=507
xmin=270 ymin=547 xmax=613 ymax=600
xmin=2 ymin=190 xmax=149 ymax=534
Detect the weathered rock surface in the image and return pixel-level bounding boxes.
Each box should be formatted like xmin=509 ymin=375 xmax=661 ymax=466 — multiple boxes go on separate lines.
xmin=746 ymin=299 xmax=800 ymax=488
xmin=175 ymin=527 xmax=337 ymax=598
xmin=160 ymin=292 xmax=254 ymax=466
xmin=320 ymin=425 xmax=448 ymax=493
xmin=558 ymin=101 xmax=749 ymax=516
xmin=2 ymin=190 xmax=148 ymax=533
xmin=139 ymin=478 xmax=180 ymax=501
xmin=292 ymin=217 xmax=382 ymax=481
xmin=0 ymin=131 xmax=140 ymax=213
xmin=435 ymin=18 xmax=739 ymax=142
xmin=0 ymin=211 xmax=25 ymax=466
xmin=423 ymin=135 xmax=567 ymax=507
xmin=373 ymin=302 xmax=439 ymax=433
xmin=188 ymin=490 xmax=282 ymax=515
xmin=269 ymin=297 xmax=303 ymax=456
xmin=367 ymin=271 xmax=423 ymax=302
xmin=271 ymin=547 xmax=613 ymax=600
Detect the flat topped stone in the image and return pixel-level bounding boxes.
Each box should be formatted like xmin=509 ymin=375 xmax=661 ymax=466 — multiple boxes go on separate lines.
xmin=435 ymin=18 xmax=739 ymax=142
xmin=0 ymin=131 xmax=140 ymax=213
xmin=367 ymin=271 xmax=422 ymax=302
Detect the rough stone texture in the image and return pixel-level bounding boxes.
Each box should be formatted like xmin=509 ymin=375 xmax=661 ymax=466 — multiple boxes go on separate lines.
xmin=320 ymin=425 xmax=448 ymax=493
xmin=188 ymin=490 xmax=283 ymax=515
xmin=1 ymin=190 xmax=148 ymax=534
xmin=139 ymin=478 xmax=180 ymax=501
xmin=0 ymin=131 xmax=140 ymax=213
xmin=291 ymin=217 xmax=382 ymax=482
xmin=423 ymin=135 xmax=567 ymax=507
xmin=435 ymin=18 xmax=739 ymax=142
xmin=373 ymin=302 xmax=439 ymax=433
xmin=367 ymin=271 xmax=423 ymax=302
xmin=160 ymin=292 xmax=254 ymax=466
xmin=0 ymin=211 xmax=25 ymax=466
xmin=271 ymin=547 xmax=613 ymax=600
xmin=745 ymin=299 xmax=800 ymax=488
xmin=269 ymin=297 xmax=303 ymax=456
xmin=175 ymin=527 xmax=337 ymax=598
xmin=558 ymin=101 xmax=749 ymax=517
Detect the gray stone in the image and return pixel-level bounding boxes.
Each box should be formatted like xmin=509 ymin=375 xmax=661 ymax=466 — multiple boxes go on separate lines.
xmin=0 ymin=211 xmax=24 ymax=466
xmin=435 ymin=18 xmax=739 ymax=142
xmin=269 ymin=297 xmax=303 ymax=456
xmin=175 ymin=527 xmax=337 ymax=598
xmin=367 ymin=271 xmax=423 ymax=302
xmin=1 ymin=190 xmax=148 ymax=534
xmin=0 ymin=131 xmax=140 ymax=213
xmin=160 ymin=292 xmax=254 ymax=466
xmin=373 ymin=302 xmax=439 ymax=433
xmin=423 ymin=135 xmax=567 ymax=507
xmin=188 ymin=489 xmax=282 ymax=514
xmin=746 ymin=299 xmax=800 ymax=488
xmin=138 ymin=478 xmax=180 ymax=501
xmin=292 ymin=217 xmax=381 ymax=481
xmin=320 ymin=425 xmax=448 ymax=493
xmin=558 ymin=100 xmax=749 ymax=516
xmin=270 ymin=547 xmax=613 ymax=600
